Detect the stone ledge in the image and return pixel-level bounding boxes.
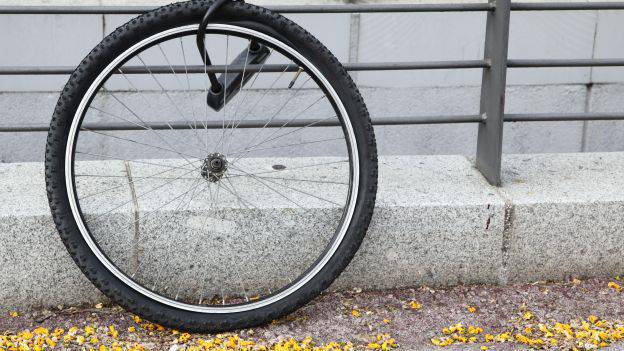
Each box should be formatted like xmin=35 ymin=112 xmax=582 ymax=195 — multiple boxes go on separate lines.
xmin=1 ymin=152 xmax=623 ymax=311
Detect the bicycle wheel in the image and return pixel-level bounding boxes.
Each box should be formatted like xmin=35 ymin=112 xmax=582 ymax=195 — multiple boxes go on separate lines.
xmin=45 ymin=0 xmax=377 ymax=332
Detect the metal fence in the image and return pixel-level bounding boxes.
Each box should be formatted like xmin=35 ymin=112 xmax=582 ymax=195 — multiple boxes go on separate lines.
xmin=1 ymin=1 xmax=624 ymax=185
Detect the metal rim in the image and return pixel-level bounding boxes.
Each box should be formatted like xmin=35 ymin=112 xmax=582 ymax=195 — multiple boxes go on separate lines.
xmin=64 ymin=24 xmax=360 ymax=314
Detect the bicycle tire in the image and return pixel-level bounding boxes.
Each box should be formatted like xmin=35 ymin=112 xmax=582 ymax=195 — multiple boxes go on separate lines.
xmin=45 ymin=0 xmax=377 ymax=332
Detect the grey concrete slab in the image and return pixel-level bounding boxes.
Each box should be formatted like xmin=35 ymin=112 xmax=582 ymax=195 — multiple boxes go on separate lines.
xmin=0 ymin=162 xmax=104 ymax=311
xmin=128 ymin=157 xmax=349 ymax=298
xmin=3 ymin=150 xmax=624 ymax=310
xmin=0 ymin=160 xmax=139 ymax=311
xmin=336 ymin=155 xmax=506 ymax=290
xmin=584 ymin=84 xmax=624 ymax=152
xmin=500 ymin=152 xmax=624 ymax=283
xmin=73 ymin=160 xmax=138 ymax=273
xmin=0 ymin=154 xmax=505 ymax=309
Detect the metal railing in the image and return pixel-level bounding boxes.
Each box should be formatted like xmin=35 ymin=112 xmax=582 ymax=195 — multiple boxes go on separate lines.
xmin=1 ymin=1 xmax=624 ymax=185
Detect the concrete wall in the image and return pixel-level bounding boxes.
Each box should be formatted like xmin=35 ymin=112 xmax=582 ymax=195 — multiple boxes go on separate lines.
xmin=1 ymin=0 xmax=624 ymax=162
xmin=2 ymin=152 xmax=623 ymax=311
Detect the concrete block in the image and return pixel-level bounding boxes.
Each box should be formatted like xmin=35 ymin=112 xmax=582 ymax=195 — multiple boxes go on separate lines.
xmin=0 ymin=154 xmax=506 ymax=309
xmin=500 ymin=152 xmax=624 ymax=283
xmin=336 ymin=155 xmax=505 ymax=289
xmin=128 ymin=157 xmax=349 ymax=298
xmin=3 ymin=148 xmax=624 ymax=310
xmin=0 ymin=163 xmax=103 ymax=311
xmin=584 ymin=84 xmax=624 ymax=152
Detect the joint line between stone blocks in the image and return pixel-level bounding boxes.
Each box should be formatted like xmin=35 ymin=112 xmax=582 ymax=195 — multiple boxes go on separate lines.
xmin=124 ymin=160 xmax=140 ymax=272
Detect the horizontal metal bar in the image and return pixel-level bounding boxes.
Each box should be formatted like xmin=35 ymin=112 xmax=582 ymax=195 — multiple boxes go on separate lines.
xmin=511 ymin=2 xmax=624 ymax=11
xmin=0 ymin=60 xmax=490 ymax=76
xmin=0 ymin=115 xmax=484 ymax=133
xmin=7 ymin=57 xmax=624 ymax=76
xmin=4 ymin=2 xmax=624 ymax=15
xmin=0 ymin=3 xmax=494 ymax=15
xmin=4 ymin=112 xmax=624 ymax=133
xmin=378 ymin=115 xmax=484 ymax=124
xmin=347 ymin=60 xmax=489 ymax=70
xmin=505 ymin=112 xmax=624 ymax=122
xmin=9 ymin=58 xmax=624 ymax=76
xmin=508 ymin=58 xmax=624 ymax=67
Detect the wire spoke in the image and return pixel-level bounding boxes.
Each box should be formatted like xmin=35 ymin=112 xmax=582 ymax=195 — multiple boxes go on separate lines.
xmin=162 ymin=41 xmax=204 ymax=150
xmin=211 ymin=182 xmax=250 ymax=302
xmin=135 ymin=54 xmax=207 ymax=151
xmin=246 ymin=115 xmax=337 ymax=153
xmin=71 ymin=30 xmax=356 ymax=307
xmin=203 ymin=36 xmax=211 ymax=150
xmin=249 ymin=95 xmax=328 ymax=150
xmin=88 ymin=105 xmax=207 ymax=157
xmin=215 ymin=35 xmax=231 ymax=154
xmin=82 ymin=128 xmax=203 ymax=161
xmin=218 ymin=178 xmax=294 ymax=295
xmin=233 ymin=74 xmax=313 ymax=158
xmin=224 ymin=159 xmax=348 ymax=179
xmin=232 ymin=168 xmax=304 ymax=208
xmin=223 ymin=64 xmax=291 ymax=155
xmin=229 ymin=165 xmax=343 ymax=207
xmin=140 ymin=176 xmax=207 ymax=299
xmin=76 ymin=174 xmax=199 ymax=181
xmin=251 ymin=175 xmax=348 ymax=185
xmin=76 ymin=162 xmax=197 ymax=202
xmin=84 ymin=167 xmax=197 ymax=225
xmin=137 ymin=176 xmax=206 ymax=232
xmin=224 ymin=47 xmax=274 ymax=154
xmin=75 ymin=151 xmax=197 ymax=172
xmin=218 ymin=40 xmax=250 ymax=153
xmin=172 ymin=180 xmax=211 ymax=301
xmin=228 ymin=97 xmax=330 ymax=165
xmin=100 ymin=83 xmax=202 ymax=169
xmin=228 ymin=137 xmax=344 ymax=156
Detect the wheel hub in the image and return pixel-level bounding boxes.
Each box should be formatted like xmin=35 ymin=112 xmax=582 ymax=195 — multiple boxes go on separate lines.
xmin=201 ymin=153 xmax=228 ymax=182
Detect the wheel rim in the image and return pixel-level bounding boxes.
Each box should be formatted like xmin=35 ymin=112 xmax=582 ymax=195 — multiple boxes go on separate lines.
xmin=64 ymin=24 xmax=360 ymax=313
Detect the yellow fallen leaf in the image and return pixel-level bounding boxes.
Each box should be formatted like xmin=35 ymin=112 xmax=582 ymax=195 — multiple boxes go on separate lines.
xmin=409 ymin=301 xmax=422 ymax=310
xmin=608 ymin=281 xmax=622 ymax=292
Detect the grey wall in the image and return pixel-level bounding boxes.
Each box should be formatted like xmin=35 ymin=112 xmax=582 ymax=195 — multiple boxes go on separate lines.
xmin=1 ymin=0 xmax=624 ymax=162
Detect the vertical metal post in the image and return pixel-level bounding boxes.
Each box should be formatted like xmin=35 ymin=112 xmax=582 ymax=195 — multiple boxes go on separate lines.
xmin=475 ymin=0 xmax=511 ymax=186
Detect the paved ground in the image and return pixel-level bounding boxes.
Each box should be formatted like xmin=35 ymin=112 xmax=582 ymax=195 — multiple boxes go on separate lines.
xmin=2 ymin=277 xmax=624 ymax=350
